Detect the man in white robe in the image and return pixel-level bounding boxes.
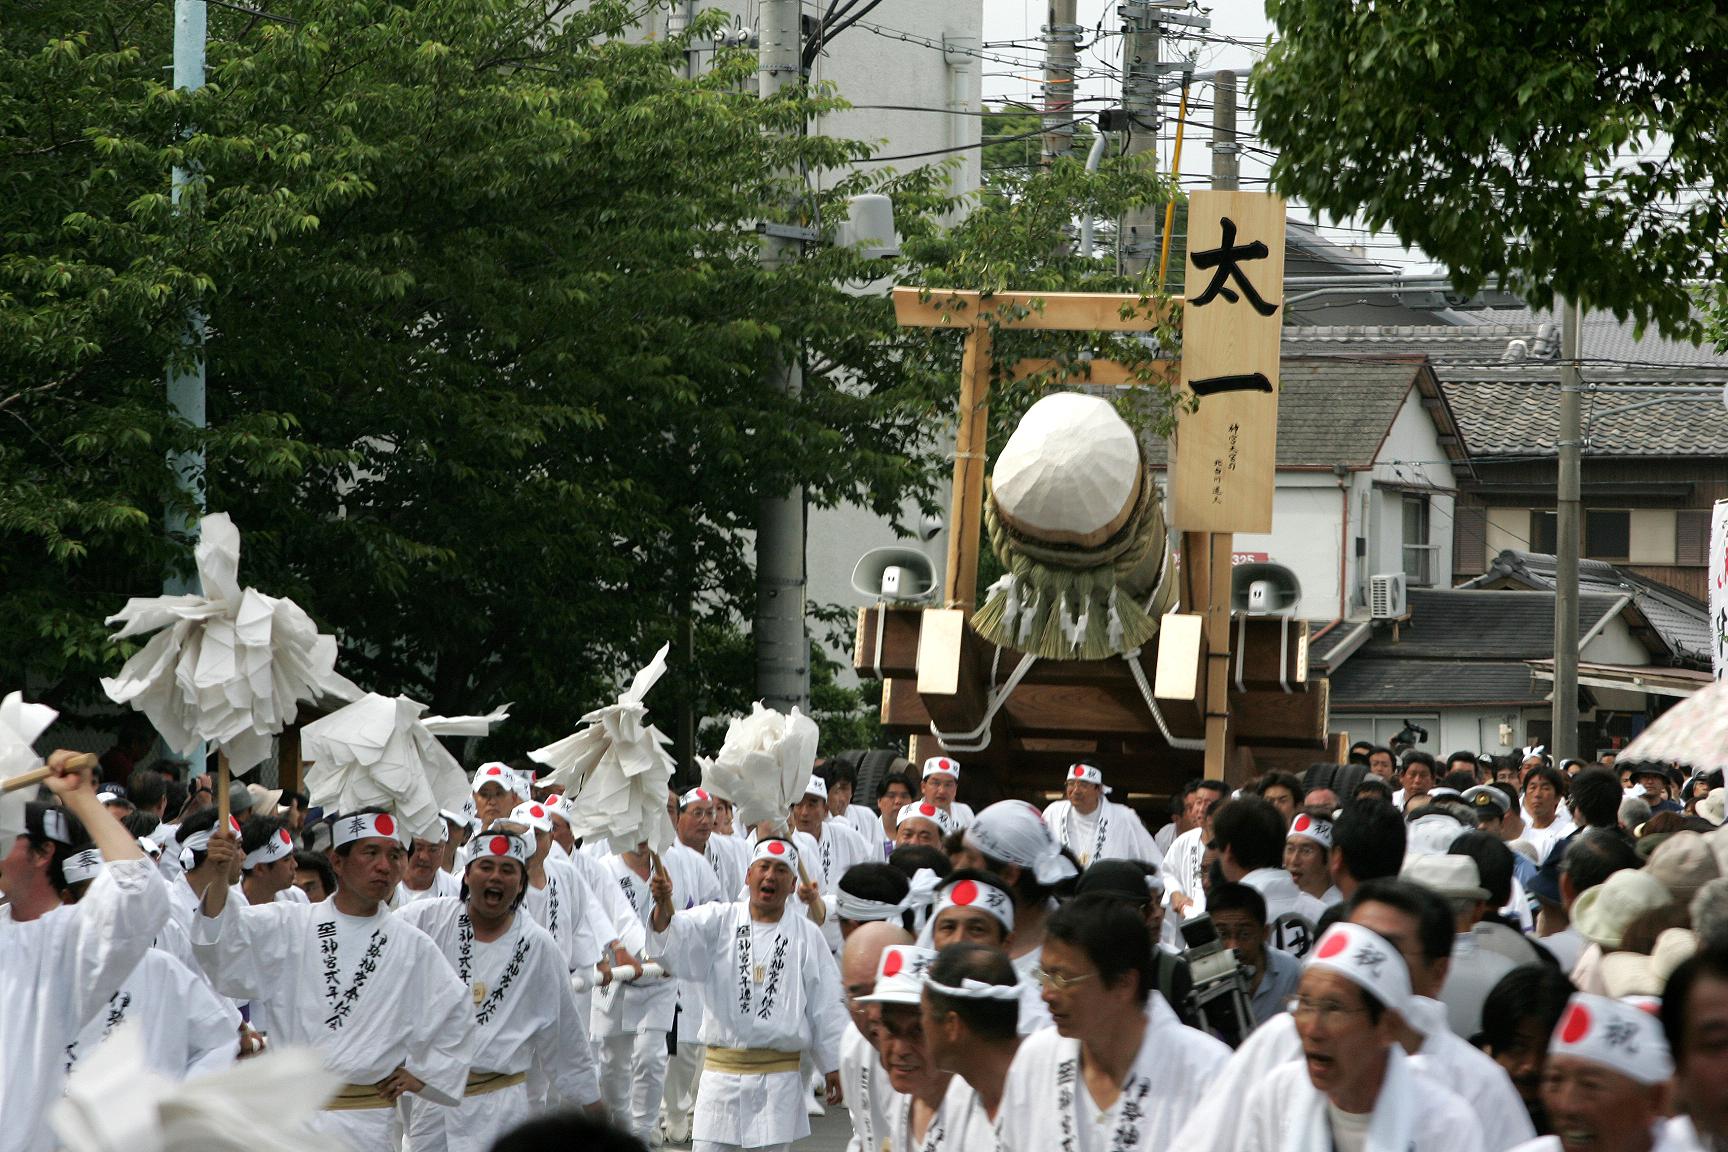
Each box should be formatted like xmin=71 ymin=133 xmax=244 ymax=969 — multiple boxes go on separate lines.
xmin=918 ymin=757 xmax=974 ymax=829
xmin=1234 ymin=921 xmax=1484 ymax=1152
xmin=397 ymin=829 xmax=601 ymax=1152
xmin=856 ymin=945 xmax=952 ymax=1152
xmin=0 ymin=757 xmax=171 ymax=1152
xmin=664 ymin=789 xmax=737 ymax=1144
xmin=191 ymin=808 xmax=475 ymax=1148
xmin=61 ymin=849 xmax=238 ymax=1080
xmin=998 ymin=894 xmax=1228 ymax=1152
xmin=592 ymin=835 xmax=716 ymax=1143
xmin=921 ymin=943 xmax=1022 ymax=1152
xmin=239 ymin=817 xmax=309 ymax=906
xmin=838 ymin=922 xmax=911 ymax=1152
xmin=1214 ymin=795 xmax=1327 ymax=958
xmin=1507 ymin=993 xmax=1675 ymax=1152
xmin=823 ymin=763 xmax=886 ymax=852
xmin=1175 ymin=878 xmax=1532 ymax=1152
xmin=1041 ymin=763 xmax=1159 ymax=868
xmin=648 ymin=837 xmax=848 ymax=1152
xmin=1162 ymin=779 xmax=1229 ymax=918
xmin=794 ymin=776 xmax=873 ymax=901
xmin=394 ymin=823 xmax=462 ymax=907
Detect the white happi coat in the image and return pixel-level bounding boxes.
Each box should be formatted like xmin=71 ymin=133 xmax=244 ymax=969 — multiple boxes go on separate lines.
xmin=0 ymin=859 xmax=169 ymax=1152
xmin=521 ymin=854 xmax=589 ymax=972
xmin=191 ymin=893 xmax=474 ymax=1146
xmin=1162 ymin=826 xmax=1208 ymax=914
xmin=1042 ymin=799 xmax=1160 ymax=868
xmin=889 ymin=1078 xmax=959 ymax=1152
xmin=396 ymin=897 xmax=600 ymax=1152
xmin=997 ymin=995 xmax=1227 ymax=1152
xmin=703 ymin=833 xmax=750 ymax=896
xmin=840 ymin=804 xmax=884 ymax=852
xmin=561 ymin=844 xmax=646 ymax=965
xmin=394 ymin=868 xmax=462 ymax=908
xmin=1175 ymin=995 xmax=1528 ymax=1152
xmin=809 ymin=820 xmax=873 ymax=893
xmin=939 ymin=1076 xmax=1000 ymax=1152
xmin=65 ymin=947 xmax=238 ymax=1080
xmin=593 ymin=848 xmax=715 ymax=1036
xmin=651 ymin=900 xmax=849 ymax=1148
xmin=840 ymin=1020 xmax=902 ymax=1152
xmin=1238 ymin=1046 xmax=1485 ymax=1152
xmin=1239 ymin=867 xmax=1328 ymax=958
xmin=664 ymin=842 xmax=727 ymax=1044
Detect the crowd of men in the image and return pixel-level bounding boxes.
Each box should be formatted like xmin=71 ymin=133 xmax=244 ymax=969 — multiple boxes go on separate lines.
xmin=4 ymin=736 xmax=1727 ymax=1152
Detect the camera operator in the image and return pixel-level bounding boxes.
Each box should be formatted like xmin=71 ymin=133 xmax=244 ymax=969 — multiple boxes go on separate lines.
xmin=1208 ymin=882 xmax=1302 ymax=1027
xmin=1072 ymin=859 xmax=1198 ymax=1028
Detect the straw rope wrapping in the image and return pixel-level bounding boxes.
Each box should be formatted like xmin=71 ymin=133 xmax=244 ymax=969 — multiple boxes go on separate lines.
xmin=972 ymin=449 xmax=1178 ymax=661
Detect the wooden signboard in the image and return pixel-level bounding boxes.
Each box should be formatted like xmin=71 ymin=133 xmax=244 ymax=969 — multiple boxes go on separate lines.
xmin=1170 ymin=192 xmax=1286 ymax=533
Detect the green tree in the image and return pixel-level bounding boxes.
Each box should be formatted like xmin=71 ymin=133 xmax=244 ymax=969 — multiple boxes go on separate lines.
xmin=1253 ymin=0 xmax=1728 ymax=338
xmin=0 ymin=0 xmax=961 ymax=755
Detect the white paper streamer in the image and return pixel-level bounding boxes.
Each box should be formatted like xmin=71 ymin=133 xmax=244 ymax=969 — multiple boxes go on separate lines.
xmin=701 ymin=702 xmax=820 ymax=834
xmin=0 ymin=690 xmax=57 ymax=856
xmin=100 ymin=513 xmax=360 ymax=775
xmin=528 ymin=644 xmax=677 ymax=854
xmin=301 ymin=695 xmax=508 ymax=841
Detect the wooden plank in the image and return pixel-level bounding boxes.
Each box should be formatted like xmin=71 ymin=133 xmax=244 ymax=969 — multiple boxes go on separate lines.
xmin=893 ymin=286 xmax=1176 ymax=332
xmin=881 ymin=677 xmax=931 ymax=728
xmin=1327 ymin=732 xmax=1350 ymax=763
xmin=1230 ymin=678 xmax=1330 ymax=745
xmin=853 ymin=606 xmax=922 ymax=680
xmin=946 ymin=327 xmax=993 ymax=610
xmin=1008 ymin=358 xmax=1178 ymax=387
xmin=1169 ymin=191 xmax=1286 ymax=532
xmin=1204 ymin=533 xmax=1235 ymax=780
xmin=1153 ymin=612 xmax=1206 ymax=732
xmin=915 ymin=609 xmax=968 ymax=697
xmin=1231 ymin=616 xmax=1310 ymax=693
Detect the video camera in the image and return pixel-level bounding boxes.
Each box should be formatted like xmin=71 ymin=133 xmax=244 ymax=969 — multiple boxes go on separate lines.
xmin=1178 ymin=913 xmax=1258 ymax=1049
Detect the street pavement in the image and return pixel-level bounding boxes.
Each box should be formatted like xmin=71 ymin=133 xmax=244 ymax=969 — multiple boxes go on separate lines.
xmin=659 ymin=1100 xmax=852 ymax=1152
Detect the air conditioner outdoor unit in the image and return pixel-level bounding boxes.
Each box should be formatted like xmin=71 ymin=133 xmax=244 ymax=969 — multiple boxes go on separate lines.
xmin=1369 ymin=573 xmax=1408 ymax=620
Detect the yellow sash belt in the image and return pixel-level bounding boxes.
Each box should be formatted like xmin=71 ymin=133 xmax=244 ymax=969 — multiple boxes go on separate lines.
xmin=702 ymin=1047 xmax=802 ymax=1075
xmin=464 ymin=1070 xmax=528 ymax=1097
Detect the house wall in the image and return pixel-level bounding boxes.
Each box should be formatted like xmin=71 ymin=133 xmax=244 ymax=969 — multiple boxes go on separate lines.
xmin=1231 ymin=474 xmax=1351 ymax=621
xmin=1330 ymin=707 xmax=1529 ymax=756
xmin=1369 ymin=391 xmax=1458 ymax=590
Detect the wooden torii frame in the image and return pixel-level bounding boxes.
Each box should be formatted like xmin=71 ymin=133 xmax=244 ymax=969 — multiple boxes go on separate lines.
xmin=853 ymin=200 xmax=1333 ymax=805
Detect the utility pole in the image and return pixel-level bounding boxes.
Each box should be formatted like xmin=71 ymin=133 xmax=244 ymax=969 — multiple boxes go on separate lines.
xmin=753 ymin=0 xmax=809 ymax=713
xmin=1553 ymin=298 xmax=1583 ymax=759
xmin=166 ymin=0 xmax=207 ymax=598
xmin=1119 ymin=1 xmax=1207 ymax=275
xmin=1210 ymin=70 xmax=1238 ymax=190
xmin=1041 ymin=0 xmax=1079 ymax=165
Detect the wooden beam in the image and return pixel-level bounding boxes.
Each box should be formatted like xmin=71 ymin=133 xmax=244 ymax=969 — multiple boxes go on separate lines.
xmin=916 ymin=610 xmax=1007 ymax=754
xmin=1230 ymin=678 xmax=1330 ymax=745
xmin=1203 ymin=533 xmax=1234 ymax=780
xmin=1007 ymin=358 xmax=1178 ymax=387
xmin=1231 ymin=616 xmax=1310 ymax=693
xmin=946 ymin=326 xmax=992 ymax=610
xmin=893 ymin=286 xmax=1176 ymax=332
xmin=853 ymin=606 xmax=923 ymax=680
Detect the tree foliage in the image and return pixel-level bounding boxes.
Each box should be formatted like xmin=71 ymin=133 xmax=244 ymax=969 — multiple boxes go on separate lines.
xmin=1254 ymin=0 xmax=1728 ymax=338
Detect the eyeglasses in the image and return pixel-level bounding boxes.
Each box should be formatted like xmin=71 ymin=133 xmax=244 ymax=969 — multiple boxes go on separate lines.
xmin=1287 ymin=996 xmax=1371 ymax=1025
xmin=1031 ymin=966 xmax=1095 ymax=991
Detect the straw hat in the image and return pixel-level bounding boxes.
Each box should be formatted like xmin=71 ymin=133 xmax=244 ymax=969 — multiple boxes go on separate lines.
xmin=1600 ymin=928 xmax=1699 ymax=998
xmin=1645 ymin=831 xmax=1720 ymax=907
xmin=1571 ymin=869 xmax=1675 ymax=949
xmin=973 ymin=393 xmax=1178 ymax=661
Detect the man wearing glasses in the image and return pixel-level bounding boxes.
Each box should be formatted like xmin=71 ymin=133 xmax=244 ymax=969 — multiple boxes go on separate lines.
xmin=998 ymin=894 xmax=1228 ymax=1152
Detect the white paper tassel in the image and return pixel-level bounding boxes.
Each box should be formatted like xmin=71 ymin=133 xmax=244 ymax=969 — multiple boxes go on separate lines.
xmin=1106 ymin=585 xmax=1125 ymax=653
xmin=1018 ymin=587 xmax=1041 ymax=647
xmin=100 ymin=513 xmax=359 ymax=775
xmin=0 ymin=691 xmax=57 ymax=856
xmin=701 ymin=702 xmax=820 ymax=834
xmin=301 ymin=696 xmax=506 ymax=840
xmin=53 ymin=1022 xmax=338 ymax=1152
xmin=529 ymin=644 xmax=677 ymax=854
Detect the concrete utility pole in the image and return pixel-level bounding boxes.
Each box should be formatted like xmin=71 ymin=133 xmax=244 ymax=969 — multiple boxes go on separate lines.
xmin=1553 ymin=298 xmax=1583 ymax=760
xmin=166 ymin=0 xmax=207 ymax=597
xmin=1210 ymin=70 xmax=1238 ymax=191
xmin=753 ymin=0 xmax=809 ymax=713
xmin=1041 ymin=0 xmax=1079 ymax=165
xmin=1118 ymin=0 xmax=1159 ymax=273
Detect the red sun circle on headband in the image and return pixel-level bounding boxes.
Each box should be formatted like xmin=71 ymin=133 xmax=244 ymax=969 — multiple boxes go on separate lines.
xmin=1560 ymin=1003 xmax=1592 ymax=1044
xmin=374 ymin=813 xmax=395 ymax=837
xmin=1294 ymin=815 xmax=1311 ymax=833
xmin=1316 ymin=931 xmax=1349 ymax=960
xmin=1071 ymin=766 xmax=1085 ymax=778
xmin=767 ymin=840 xmax=786 ymax=856
xmin=883 ymin=950 xmax=904 ymax=978
xmin=950 ymin=879 xmax=979 ymax=906
xmin=920 ymin=803 xmax=938 ymax=817
xmin=530 ymin=806 xmax=545 ymax=819
xmin=489 ymin=836 xmax=510 ymax=856
xmin=485 ymin=766 xmax=502 ymax=776
xmin=277 ymin=829 xmax=291 ymax=846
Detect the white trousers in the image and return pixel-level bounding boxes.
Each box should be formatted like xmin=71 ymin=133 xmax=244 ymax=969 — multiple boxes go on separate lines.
xmin=694 ymin=1144 xmax=789 ymax=1152
xmin=599 ymin=1028 xmax=670 ymax=1143
xmin=662 ymin=1042 xmax=706 ymax=1141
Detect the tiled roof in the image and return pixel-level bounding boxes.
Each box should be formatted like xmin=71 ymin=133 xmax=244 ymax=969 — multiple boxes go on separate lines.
xmin=1143 ymin=357 xmax=1424 ymax=468
xmin=1462 ymin=550 xmax=1711 ymax=667
xmin=1356 ymin=588 xmax=1627 ymax=660
xmin=1329 ymin=659 xmax=1548 ymax=707
xmin=1278 ymin=323 xmax=1728 ymax=458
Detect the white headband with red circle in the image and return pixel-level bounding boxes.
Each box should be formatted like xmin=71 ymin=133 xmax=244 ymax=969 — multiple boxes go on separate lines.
xmin=243 ymin=827 xmax=295 ymax=870
xmin=933 ymin=876 xmax=1014 ymax=933
xmin=1287 ymin=812 xmax=1333 ymax=849
xmin=922 ymin=756 xmax=960 ymax=780
xmin=464 ymin=830 xmax=531 ymax=868
xmin=751 ymin=837 xmax=800 ymax=873
xmin=1549 ymin=993 xmax=1673 ymax=1085
xmin=332 ymin=811 xmax=410 ymax=849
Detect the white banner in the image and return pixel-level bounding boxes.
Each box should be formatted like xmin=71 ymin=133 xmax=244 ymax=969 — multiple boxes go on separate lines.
xmin=1711 ymin=500 xmax=1728 ymax=680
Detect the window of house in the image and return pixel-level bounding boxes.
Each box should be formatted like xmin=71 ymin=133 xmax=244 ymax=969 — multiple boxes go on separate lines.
xmin=1677 ymin=508 xmax=1711 ymax=566
xmin=1402 ymin=495 xmax=1436 ymax=585
xmin=1531 ymin=510 xmax=1557 ymax=554
xmin=1585 ymin=510 xmax=1631 ymax=561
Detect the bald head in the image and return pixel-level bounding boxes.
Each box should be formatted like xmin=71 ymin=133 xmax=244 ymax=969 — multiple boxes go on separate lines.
xmin=842 ymin=921 xmax=914 ymax=1042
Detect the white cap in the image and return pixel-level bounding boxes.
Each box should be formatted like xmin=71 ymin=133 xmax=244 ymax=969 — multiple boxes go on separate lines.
xmin=1306 ymin=922 xmax=1412 ymax=1021
xmin=1548 ymin=993 xmax=1673 ymax=1085
xmin=922 ymin=756 xmax=960 ymax=781
xmin=857 ymin=945 xmax=938 ymax=1006
xmin=802 ymin=775 xmax=828 ymax=801
xmin=509 ymin=800 xmax=554 ymax=834
xmin=473 ymin=762 xmax=529 ymax=801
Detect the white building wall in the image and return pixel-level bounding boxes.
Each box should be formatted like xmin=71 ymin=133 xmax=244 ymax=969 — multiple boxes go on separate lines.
xmin=1331 ymin=708 xmax=1527 ymax=757
xmin=1232 ymin=474 xmax=1350 ymax=621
